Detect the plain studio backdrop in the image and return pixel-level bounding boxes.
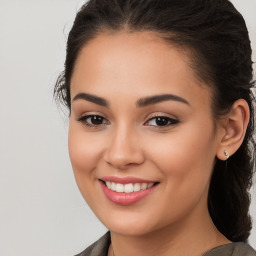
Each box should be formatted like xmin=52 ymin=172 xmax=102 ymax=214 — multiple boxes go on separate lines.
xmin=0 ymin=0 xmax=255 ymax=255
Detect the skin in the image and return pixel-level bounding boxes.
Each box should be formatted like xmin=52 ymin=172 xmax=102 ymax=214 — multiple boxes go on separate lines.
xmin=68 ymin=31 xmax=249 ymax=256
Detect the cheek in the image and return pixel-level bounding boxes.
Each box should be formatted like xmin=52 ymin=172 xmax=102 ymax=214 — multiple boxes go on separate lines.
xmin=68 ymin=124 xmax=108 ymax=210
xmin=150 ymin=129 xmax=214 ymax=167
xmin=146 ymin=122 xmax=216 ymax=198
xmin=142 ymin=127 xmax=216 ymax=225
xmin=68 ymin=124 xmax=104 ymax=183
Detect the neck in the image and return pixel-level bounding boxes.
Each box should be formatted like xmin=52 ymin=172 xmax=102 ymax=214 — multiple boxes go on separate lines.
xmin=109 ymin=206 xmax=230 ymax=256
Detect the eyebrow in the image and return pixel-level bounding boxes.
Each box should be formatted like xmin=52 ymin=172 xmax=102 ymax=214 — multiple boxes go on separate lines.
xmin=72 ymin=92 xmax=190 ymax=107
xmin=72 ymin=93 xmax=109 ymax=107
xmin=136 ymin=94 xmax=190 ymax=107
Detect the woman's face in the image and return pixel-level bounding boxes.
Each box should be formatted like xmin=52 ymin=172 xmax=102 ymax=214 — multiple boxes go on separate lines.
xmin=69 ymin=31 xmax=222 ymax=236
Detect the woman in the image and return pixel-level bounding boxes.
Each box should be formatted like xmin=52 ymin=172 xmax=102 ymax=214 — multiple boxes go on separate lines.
xmin=54 ymin=0 xmax=256 ymax=255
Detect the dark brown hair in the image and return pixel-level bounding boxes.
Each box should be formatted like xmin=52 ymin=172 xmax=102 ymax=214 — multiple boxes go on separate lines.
xmin=54 ymin=0 xmax=256 ymax=242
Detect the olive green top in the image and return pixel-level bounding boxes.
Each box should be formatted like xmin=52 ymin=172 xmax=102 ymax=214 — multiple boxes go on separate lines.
xmin=75 ymin=232 xmax=256 ymax=256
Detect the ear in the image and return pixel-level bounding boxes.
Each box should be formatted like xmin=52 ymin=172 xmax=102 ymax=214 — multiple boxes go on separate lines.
xmin=216 ymin=99 xmax=250 ymax=161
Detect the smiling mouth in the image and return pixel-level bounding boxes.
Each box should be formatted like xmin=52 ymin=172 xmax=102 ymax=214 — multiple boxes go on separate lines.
xmin=100 ymin=180 xmax=159 ymax=193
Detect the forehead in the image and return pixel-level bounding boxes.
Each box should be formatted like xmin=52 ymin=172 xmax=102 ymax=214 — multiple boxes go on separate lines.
xmin=70 ymin=31 xmax=212 ymax=110
xmin=72 ymin=31 xmax=195 ymax=85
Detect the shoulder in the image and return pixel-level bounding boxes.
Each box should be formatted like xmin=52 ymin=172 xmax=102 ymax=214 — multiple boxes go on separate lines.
xmin=74 ymin=232 xmax=111 ymax=256
xmin=203 ymin=242 xmax=256 ymax=256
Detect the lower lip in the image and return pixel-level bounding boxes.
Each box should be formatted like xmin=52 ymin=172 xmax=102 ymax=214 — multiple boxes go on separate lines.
xmin=100 ymin=182 xmax=158 ymax=205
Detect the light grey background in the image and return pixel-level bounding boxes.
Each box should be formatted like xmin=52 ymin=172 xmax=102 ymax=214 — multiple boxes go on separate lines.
xmin=0 ymin=0 xmax=255 ymax=255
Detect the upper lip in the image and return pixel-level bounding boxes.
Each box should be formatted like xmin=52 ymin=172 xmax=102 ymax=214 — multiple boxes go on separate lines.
xmin=100 ymin=176 xmax=158 ymax=184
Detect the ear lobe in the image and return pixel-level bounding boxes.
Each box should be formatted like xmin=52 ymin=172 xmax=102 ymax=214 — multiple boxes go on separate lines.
xmin=216 ymin=99 xmax=250 ymax=161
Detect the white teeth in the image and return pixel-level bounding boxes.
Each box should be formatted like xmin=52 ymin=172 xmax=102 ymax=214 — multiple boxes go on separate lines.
xmin=147 ymin=183 xmax=154 ymax=188
xmin=141 ymin=183 xmax=147 ymax=190
xmin=115 ymin=183 xmax=124 ymax=193
xmin=133 ymin=183 xmax=141 ymax=192
xmin=111 ymin=182 xmax=116 ymax=191
xmin=104 ymin=181 xmax=156 ymax=193
xmin=106 ymin=181 xmax=111 ymax=189
xmin=124 ymin=183 xmax=133 ymax=193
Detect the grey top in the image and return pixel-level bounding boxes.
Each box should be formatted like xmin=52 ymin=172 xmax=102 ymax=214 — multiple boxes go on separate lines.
xmin=75 ymin=232 xmax=256 ymax=256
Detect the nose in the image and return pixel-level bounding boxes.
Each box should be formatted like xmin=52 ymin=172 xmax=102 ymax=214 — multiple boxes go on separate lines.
xmin=103 ymin=124 xmax=145 ymax=170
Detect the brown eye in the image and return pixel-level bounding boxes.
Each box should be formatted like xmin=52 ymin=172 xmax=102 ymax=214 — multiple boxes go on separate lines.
xmin=90 ymin=116 xmax=104 ymax=125
xmin=78 ymin=115 xmax=109 ymax=127
xmin=155 ymin=117 xmax=169 ymax=126
xmin=146 ymin=116 xmax=179 ymax=127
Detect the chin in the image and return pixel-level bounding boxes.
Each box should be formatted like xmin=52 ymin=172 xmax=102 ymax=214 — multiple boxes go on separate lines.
xmin=99 ymin=213 xmax=162 ymax=236
xmin=108 ymin=224 xmax=154 ymax=236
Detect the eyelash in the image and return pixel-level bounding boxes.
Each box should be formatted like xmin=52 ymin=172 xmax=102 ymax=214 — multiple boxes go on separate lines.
xmin=77 ymin=114 xmax=179 ymax=129
xmin=77 ymin=115 xmax=109 ymax=128
xmin=145 ymin=116 xmax=179 ymax=127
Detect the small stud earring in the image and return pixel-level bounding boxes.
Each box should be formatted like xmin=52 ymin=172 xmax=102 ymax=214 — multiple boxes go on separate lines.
xmin=224 ymin=150 xmax=229 ymax=159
